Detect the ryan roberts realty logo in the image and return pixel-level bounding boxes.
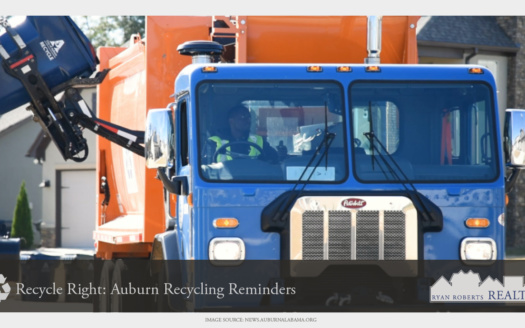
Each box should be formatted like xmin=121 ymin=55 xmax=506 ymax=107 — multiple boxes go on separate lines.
xmin=430 ymin=270 xmax=525 ymax=303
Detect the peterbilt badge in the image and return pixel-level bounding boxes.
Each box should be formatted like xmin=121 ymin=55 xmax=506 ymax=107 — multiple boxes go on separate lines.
xmin=341 ymin=198 xmax=367 ymax=209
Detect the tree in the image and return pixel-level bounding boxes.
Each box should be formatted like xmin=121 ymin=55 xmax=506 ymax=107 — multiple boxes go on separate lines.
xmin=72 ymin=16 xmax=145 ymax=49
xmin=11 ymin=181 xmax=34 ymax=249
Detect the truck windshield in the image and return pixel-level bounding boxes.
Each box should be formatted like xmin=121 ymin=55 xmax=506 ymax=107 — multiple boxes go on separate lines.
xmin=350 ymin=81 xmax=499 ymax=183
xmin=198 ymin=81 xmax=347 ymax=182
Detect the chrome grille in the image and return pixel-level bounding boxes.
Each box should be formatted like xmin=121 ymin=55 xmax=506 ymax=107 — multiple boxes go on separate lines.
xmin=302 ymin=211 xmax=324 ymax=260
xmin=356 ymin=211 xmax=380 ymax=260
xmin=290 ymin=196 xmax=417 ymax=261
xmin=328 ymin=211 xmax=352 ymax=260
xmin=384 ymin=211 xmax=406 ymax=259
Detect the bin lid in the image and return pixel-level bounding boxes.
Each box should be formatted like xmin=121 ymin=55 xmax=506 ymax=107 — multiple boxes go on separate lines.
xmin=0 ymin=238 xmax=21 ymax=253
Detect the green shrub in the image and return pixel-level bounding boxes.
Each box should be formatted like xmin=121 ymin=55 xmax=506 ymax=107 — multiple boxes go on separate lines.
xmin=11 ymin=181 xmax=34 ymax=249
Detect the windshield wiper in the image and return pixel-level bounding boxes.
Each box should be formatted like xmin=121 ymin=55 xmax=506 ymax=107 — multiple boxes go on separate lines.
xmin=363 ymin=131 xmax=442 ymax=230
xmin=273 ymin=131 xmax=336 ymax=223
xmin=263 ymin=101 xmax=336 ymax=226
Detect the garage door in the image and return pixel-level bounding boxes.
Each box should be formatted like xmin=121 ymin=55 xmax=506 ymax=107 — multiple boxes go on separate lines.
xmin=59 ymin=170 xmax=96 ymax=249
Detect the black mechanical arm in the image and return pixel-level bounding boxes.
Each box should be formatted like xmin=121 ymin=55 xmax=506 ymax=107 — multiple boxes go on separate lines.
xmin=0 ymin=23 xmax=144 ymax=162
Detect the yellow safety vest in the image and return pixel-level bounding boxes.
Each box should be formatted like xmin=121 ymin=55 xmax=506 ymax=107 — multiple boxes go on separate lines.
xmin=209 ymin=135 xmax=264 ymax=161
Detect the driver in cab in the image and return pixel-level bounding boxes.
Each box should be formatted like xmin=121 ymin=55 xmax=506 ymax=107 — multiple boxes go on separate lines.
xmin=202 ymin=105 xmax=278 ymax=164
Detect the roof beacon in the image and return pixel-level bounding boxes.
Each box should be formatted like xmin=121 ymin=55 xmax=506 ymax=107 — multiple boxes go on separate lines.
xmin=177 ymin=40 xmax=224 ymax=64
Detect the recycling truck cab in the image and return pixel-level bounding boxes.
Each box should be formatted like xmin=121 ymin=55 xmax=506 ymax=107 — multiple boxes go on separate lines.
xmin=147 ymin=49 xmax=503 ymax=264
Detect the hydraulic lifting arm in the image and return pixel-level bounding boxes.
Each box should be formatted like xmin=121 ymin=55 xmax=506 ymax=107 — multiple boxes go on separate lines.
xmin=0 ymin=20 xmax=144 ymax=162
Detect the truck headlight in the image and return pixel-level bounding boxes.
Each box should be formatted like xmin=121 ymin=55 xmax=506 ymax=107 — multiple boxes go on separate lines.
xmin=460 ymin=238 xmax=496 ymax=263
xmin=209 ymin=238 xmax=245 ymax=265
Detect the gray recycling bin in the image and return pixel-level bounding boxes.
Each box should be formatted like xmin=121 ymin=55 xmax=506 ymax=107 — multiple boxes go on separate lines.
xmin=19 ymin=251 xmax=61 ymax=302
xmin=62 ymin=253 xmax=95 ymax=303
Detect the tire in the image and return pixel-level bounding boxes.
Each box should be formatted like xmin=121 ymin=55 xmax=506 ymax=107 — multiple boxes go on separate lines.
xmin=156 ymin=261 xmax=187 ymax=312
xmin=155 ymin=266 xmax=171 ymax=312
xmin=110 ymin=258 xmax=154 ymax=312
xmin=95 ymin=260 xmax=114 ymax=312
xmin=110 ymin=259 xmax=126 ymax=312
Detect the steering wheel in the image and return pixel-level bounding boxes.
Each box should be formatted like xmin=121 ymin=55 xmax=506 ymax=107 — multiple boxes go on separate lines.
xmin=213 ymin=140 xmax=264 ymax=162
xmin=354 ymin=138 xmax=362 ymax=147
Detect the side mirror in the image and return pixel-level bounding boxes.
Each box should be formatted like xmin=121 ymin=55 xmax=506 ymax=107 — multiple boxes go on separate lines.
xmin=504 ymin=109 xmax=525 ymax=193
xmin=145 ymin=108 xmax=174 ymax=169
xmin=504 ymin=109 xmax=525 ymax=167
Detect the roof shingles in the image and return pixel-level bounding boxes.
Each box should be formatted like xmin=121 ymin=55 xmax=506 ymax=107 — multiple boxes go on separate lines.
xmin=418 ymin=16 xmax=518 ymax=49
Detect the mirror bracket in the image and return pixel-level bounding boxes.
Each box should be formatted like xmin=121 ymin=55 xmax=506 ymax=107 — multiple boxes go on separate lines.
xmin=157 ymin=169 xmax=189 ymax=196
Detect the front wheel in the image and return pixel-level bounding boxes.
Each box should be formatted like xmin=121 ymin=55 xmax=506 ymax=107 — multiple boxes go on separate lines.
xmin=155 ymin=261 xmax=187 ymax=312
xmin=155 ymin=265 xmax=171 ymax=312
